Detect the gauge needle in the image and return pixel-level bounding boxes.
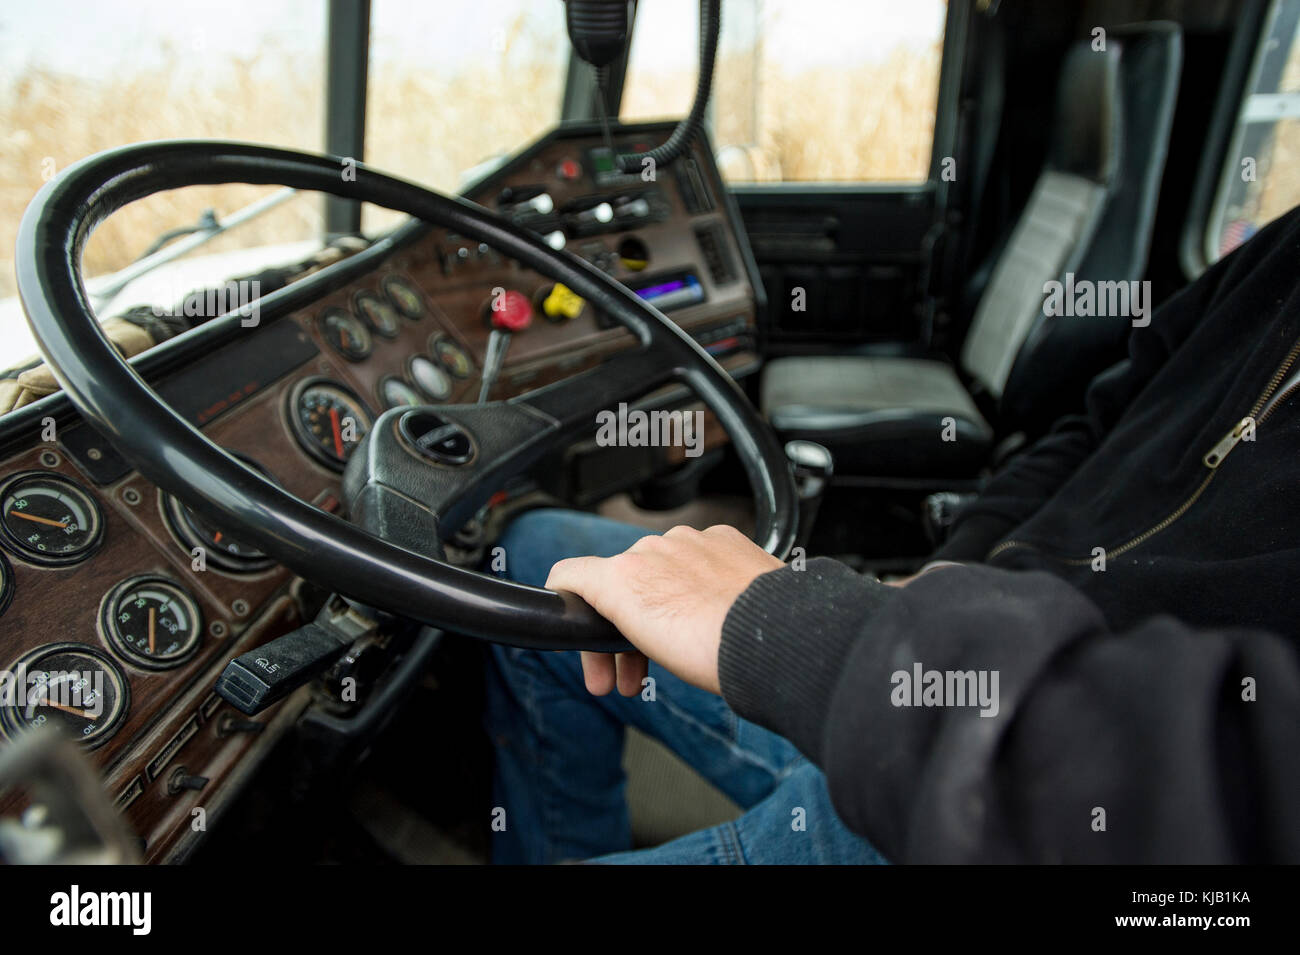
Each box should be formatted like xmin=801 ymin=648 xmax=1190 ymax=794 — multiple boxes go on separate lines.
xmin=39 ymin=689 xmax=94 ymax=719
xmin=148 ymin=605 xmax=157 ymax=654
xmin=329 ymin=407 xmax=345 ymax=459
xmin=8 ymin=510 xmax=67 ymax=528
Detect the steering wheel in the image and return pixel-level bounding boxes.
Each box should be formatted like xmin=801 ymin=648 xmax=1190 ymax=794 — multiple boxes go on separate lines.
xmin=15 ymin=141 xmax=798 ymax=651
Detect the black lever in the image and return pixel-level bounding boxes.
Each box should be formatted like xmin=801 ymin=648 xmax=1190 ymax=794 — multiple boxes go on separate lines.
xmin=215 ymin=597 xmax=378 ymax=715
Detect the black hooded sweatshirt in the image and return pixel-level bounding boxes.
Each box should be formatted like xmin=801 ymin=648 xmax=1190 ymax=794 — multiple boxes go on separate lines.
xmin=717 ymin=205 xmax=1300 ymax=863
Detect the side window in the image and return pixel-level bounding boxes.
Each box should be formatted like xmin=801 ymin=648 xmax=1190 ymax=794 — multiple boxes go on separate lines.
xmin=1208 ymin=0 xmax=1300 ymax=261
xmin=621 ymin=0 xmax=948 ymax=183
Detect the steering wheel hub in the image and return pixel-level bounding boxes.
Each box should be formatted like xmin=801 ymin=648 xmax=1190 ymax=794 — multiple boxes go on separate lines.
xmin=398 ymin=411 xmax=476 ymax=466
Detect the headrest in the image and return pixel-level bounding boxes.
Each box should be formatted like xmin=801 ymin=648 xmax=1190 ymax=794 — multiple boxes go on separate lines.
xmin=1047 ymin=41 xmax=1122 ymax=182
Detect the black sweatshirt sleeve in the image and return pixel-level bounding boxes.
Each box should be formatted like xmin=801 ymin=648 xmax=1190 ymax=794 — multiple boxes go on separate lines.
xmin=718 ymin=558 xmax=1300 ymax=863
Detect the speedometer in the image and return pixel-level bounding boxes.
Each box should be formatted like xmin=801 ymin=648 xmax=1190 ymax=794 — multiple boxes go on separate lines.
xmin=287 ymin=377 xmax=374 ymax=471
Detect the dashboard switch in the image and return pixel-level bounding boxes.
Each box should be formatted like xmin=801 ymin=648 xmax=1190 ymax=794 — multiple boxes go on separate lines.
xmin=490 ymin=289 xmax=533 ymax=332
xmin=215 ymin=598 xmax=378 ymax=715
xmin=542 ymin=283 xmax=585 ymax=322
xmin=167 ymin=768 xmax=208 ymax=795
xmin=217 ymin=714 xmax=265 ymax=737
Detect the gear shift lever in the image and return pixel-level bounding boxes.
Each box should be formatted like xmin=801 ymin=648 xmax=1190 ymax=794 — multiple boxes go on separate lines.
xmin=785 ymin=440 xmax=833 ymax=550
xmin=479 ymin=289 xmax=533 ymax=403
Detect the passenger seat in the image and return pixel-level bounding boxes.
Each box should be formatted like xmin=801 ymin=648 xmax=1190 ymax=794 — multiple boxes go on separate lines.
xmin=760 ymin=24 xmax=1182 ymax=477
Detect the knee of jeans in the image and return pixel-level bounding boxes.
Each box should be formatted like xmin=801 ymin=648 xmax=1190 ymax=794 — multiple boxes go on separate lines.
xmin=489 ymin=642 xmax=586 ymax=695
xmin=491 ymin=510 xmax=569 ymax=586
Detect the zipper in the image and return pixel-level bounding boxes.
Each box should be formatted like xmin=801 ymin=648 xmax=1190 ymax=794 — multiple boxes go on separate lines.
xmin=988 ymin=335 xmax=1300 ymax=565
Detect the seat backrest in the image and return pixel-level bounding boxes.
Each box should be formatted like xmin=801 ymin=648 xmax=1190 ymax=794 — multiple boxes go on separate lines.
xmin=959 ymin=24 xmax=1183 ymax=434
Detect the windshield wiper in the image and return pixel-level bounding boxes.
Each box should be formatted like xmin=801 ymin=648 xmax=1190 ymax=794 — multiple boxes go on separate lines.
xmin=89 ymin=187 xmax=300 ymax=306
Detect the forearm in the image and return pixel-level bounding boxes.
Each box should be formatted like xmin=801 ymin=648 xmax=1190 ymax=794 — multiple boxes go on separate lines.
xmin=718 ymin=559 xmax=1300 ymax=862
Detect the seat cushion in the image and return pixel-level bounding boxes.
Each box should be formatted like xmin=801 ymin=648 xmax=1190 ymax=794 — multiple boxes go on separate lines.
xmin=761 ymin=356 xmax=994 ymax=477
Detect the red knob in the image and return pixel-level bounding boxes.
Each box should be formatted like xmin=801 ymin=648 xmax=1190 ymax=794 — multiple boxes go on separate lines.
xmin=491 ymin=289 xmax=533 ymax=332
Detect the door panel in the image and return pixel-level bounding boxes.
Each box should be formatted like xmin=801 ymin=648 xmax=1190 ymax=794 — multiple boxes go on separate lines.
xmin=736 ymin=186 xmax=937 ymax=353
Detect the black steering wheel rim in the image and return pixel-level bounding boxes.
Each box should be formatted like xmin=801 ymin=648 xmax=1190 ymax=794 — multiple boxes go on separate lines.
xmin=15 ymin=139 xmax=798 ymax=650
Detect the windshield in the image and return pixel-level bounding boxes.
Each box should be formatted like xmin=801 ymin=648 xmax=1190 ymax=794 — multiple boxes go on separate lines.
xmin=0 ymin=0 xmax=566 ymax=373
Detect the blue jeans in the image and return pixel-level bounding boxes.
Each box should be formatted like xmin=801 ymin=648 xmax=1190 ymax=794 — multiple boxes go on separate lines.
xmin=484 ymin=508 xmax=888 ymax=865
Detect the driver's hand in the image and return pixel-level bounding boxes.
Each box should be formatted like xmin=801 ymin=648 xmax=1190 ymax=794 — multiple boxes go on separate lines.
xmin=545 ymin=525 xmax=784 ymax=697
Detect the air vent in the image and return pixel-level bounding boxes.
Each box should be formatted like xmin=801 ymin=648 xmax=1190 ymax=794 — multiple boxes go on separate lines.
xmin=674 ymin=157 xmax=716 ymax=214
xmin=694 ymin=222 xmax=737 ymax=285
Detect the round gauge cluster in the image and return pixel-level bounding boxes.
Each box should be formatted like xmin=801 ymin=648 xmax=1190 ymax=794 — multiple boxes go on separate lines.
xmin=0 ymin=644 xmax=129 ymax=749
xmin=0 ymin=552 xmax=12 ymax=617
xmin=163 ymin=453 xmax=277 ymax=573
xmin=383 ymin=276 xmax=426 ymax=319
xmin=0 ymin=471 xmax=103 ymax=566
xmin=379 ymin=375 xmax=423 ymax=410
xmin=400 ymin=334 xmax=475 ymax=403
xmin=0 ymin=568 xmax=208 ymax=748
xmin=101 ymin=575 xmax=203 ymax=670
xmin=355 ymin=290 xmax=401 ymax=339
xmin=319 ymin=307 xmax=373 ymax=362
xmin=287 ymin=377 xmax=374 ymax=471
xmin=318 ymin=279 xmax=425 ymax=362
xmin=408 ymin=354 xmax=453 ymax=401
xmin=432 ymin=335 xmax=473 ymax=380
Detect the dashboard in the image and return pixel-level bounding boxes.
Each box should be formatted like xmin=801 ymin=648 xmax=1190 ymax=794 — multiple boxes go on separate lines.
xmin=0 ymin=122 xmax=761 ymax=861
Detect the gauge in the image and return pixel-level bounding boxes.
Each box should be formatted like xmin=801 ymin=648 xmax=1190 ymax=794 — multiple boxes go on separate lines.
xmin=408 ymin=355 xmax=453 ymax=401
xmin=0 ymin=644 xmax=129 ymax=749
xmin=0 ymin=471 xmax=104 ymax=566
xmin=319 ymin=307 xmax=373 ymax=361
xmin=101 ymin=575 xmax=203 ymax=670
xmin=163 ymin=454 xmax=277 ymax=573
xmin=0 ymin=552 xmax=13 ymax=618
xmin=379 ymin=375 xmax=424 ymax=410
xmin=383 ymin=276 xmax=425 ymax=319
xmin=432 ymin=335 xmax=473 ymax=379
xmin=287 ymin=377 xmax=374 ymax=471
xmin=355 ymin=290 xmax=401 ymax=339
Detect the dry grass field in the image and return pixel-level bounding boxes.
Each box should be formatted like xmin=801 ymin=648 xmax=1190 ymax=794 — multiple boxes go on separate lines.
xmin=0 ymin=30 xmax=940 ymax=301
xmin=0 ymin=62 xmax=327 ymax=298
xmin=625 ymin=45 xmax=942 ymax=183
